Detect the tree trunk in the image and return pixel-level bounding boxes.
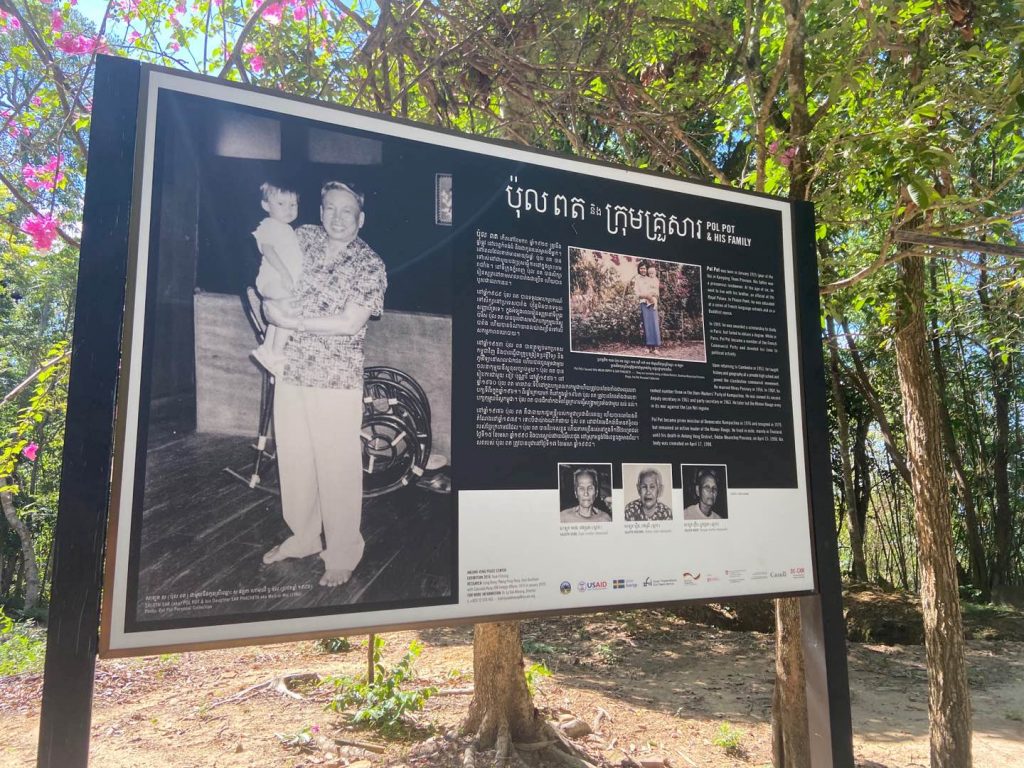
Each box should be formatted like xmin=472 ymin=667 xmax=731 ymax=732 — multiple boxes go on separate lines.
xmin=852 ymin=414 xmax=871 ymax=545
xmin=893 ymin=254 xmax=972 ymax=767
xmin=841 ymin=318 xmax=914 ymax=487
xmin=927 ymin=264 xmax=988 ymax=596
xmin=0 ymin=482 xmax=40 ymax=612
xmin=771 ymin=5 xmax=812 ymax=762
xmin=771 ymin=598 xmax=810 ymax=768
xmin=978 ymin=260 xmax=1014 ymax=588
xmin=827 ymin=316 xmax=868 ymax=581
xmin=463 ymin=622 xmax=540 ymax=746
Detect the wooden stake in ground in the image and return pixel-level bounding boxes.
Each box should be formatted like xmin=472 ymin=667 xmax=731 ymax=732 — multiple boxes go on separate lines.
xmin=894 ymin=252 xmax=972 ymax=767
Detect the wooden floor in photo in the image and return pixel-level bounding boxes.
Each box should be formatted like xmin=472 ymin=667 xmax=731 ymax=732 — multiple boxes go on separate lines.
xmin=133 ymin=431 xmax=455 ymax=624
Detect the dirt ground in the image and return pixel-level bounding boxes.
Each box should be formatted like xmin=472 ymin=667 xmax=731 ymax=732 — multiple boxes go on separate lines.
xmin=2 ymin=610 xmax=1023 ymax=767
xmin=574 ymin=340 xmax=706 ymax=362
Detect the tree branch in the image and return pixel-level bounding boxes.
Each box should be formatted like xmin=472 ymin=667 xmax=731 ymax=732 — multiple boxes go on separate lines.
xmin=893 ymin=230 xmax=1024 ymax=259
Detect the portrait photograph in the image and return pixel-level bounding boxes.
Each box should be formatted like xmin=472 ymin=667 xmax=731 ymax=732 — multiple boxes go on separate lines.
xmin=622 ymin=463 xmax=674 ymax=521
xmin=557 ymin=463 xmax=614 ymax=523
xmin=568 ymin=247 xmax=706 ymax=362
xmin=681 ymin=464 xmax=729 ymax=521
xmin=112 ymin=85 xmax=459 ymax=638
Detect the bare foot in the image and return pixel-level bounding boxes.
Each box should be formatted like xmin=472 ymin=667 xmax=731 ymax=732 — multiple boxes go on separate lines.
xmin=263 ymin=539 xmax=321 ymax=565
xmin=319 ymin=568 xmax=353 ymax=587
xmin=262 ymin=545 xmax=287 ymax=565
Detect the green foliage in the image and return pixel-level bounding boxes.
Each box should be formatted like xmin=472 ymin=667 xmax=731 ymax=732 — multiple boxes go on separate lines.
xmin=0 ymin=607 xmax=46 ymax=677
xmin=711 ymin=722 xmax=744 ymax=755
xmin=326 ymin=637 xmax=435 ymax=731
xmin=524 ymin=660 xmax=551 ymax=695
xmin=314 ymin=636 xmax=353 ymax=654
xmin=571 ymin=291 xmax=641 ymax=348
xmin=275 ymin=724 xmax=319 ymax=751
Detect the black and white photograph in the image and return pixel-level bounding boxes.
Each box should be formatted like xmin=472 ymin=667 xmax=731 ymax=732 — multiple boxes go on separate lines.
xmin=568 ymin=247 xmax=705 ymax=361
xmin=622 ymin=464 xmax=673 ymax=521
xmin=681 ymin=465 xmax=729 ymax=521
xmin=120 ymin=86 xmax=458 ymax=634
xmin=558 ymin=463 xmax=614 ymax=523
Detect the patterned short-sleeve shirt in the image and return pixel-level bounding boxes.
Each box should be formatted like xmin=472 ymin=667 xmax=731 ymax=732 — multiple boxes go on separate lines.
xmin=623 ymin=499 xmax=673 ymax=521
xmin=282 ymin=226 xmax=386 ymax=390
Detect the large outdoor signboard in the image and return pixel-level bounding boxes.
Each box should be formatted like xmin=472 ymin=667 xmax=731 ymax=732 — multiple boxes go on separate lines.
xmin=96 ymin=63 xmax=822 ymax=655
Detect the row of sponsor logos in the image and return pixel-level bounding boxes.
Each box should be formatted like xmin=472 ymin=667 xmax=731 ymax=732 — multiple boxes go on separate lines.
xmin=559 ymin=566 xmax=807 ymax=595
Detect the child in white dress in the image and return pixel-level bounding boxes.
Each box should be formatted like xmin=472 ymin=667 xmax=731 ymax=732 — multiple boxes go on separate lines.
xmin=252 ymin=182 xmax=302 ymax=374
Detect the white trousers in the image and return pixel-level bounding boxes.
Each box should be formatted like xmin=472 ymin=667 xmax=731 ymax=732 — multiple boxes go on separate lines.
xmin=273 ymin=382 xmax=364 ymax=571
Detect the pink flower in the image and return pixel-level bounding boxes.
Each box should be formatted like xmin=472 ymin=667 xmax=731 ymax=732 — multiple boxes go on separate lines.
xmin=169 ymin=40 xmax=181 ymax=52
xmin=31 ymin=95 xmax=42 ymax=106
xmin=250 ymin=55 xmax=264 ymax=73
xmin=55 ymin=33 xmax=108 ymax=55
xmin=127 ymin=30 xmax=140 ymax=43
xmin=23 ymin=158 xmax=64 ymax=192
xmin=0 ymin=10 xmax=22 ymax=31
xmin=21 ymin=213 xmax=59 ymax=251
xmin=51 ymin=11 xmax=63 ymax=31
xmin=243 ymin=41 xmax=256 ymax=54
xmin=293 ymin=3 xmax=306 ymax=21
xmin=22 ymin=443 xmax=39 ymax=462
xmin=263 ymin=3 xmax=282 ymax=24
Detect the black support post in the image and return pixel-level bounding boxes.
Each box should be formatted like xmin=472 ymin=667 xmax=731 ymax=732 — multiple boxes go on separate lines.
xmin=792 ymin=200 xmax=854 ymax=768
xmin=37 ymin=56 xmax=141 ymax=768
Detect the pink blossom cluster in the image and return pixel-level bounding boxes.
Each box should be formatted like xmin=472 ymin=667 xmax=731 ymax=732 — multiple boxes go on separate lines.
xmin=114 ymin=0 xmax=138 ymax=21
xmin=0 ymin=10 xmax=22 ymax=32
xmin=262 ymin=0 xmax=318 ymax=25
xmin=241 ymin=41 xmax=265 ymax=72
xmin=21 ymin=213 xmax=60 ymax=251
xmin=2 ymin=108 xmax=31 ymax=140
xmin=768 ymin=141 xmax=798 ymax=168
xmin=23 ymin=157 xmax=65 ymax=192
xmin=55 ymin=33 xmax=111 ymax=55
xmin=22 ymin=443 xmax=39 ymax=462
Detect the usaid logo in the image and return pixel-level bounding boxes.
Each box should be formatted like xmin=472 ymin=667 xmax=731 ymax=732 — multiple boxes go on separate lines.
xmin=577 ymin=580 xmax=608 ymax=592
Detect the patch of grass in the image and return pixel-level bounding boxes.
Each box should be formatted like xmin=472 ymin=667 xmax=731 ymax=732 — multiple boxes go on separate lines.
xmin=712 ymin=722 xmax=746 ymax=758
xmin=0 ymin=608 xmax=46 ymax=677
xmin=595 ymin=641 xmax=620 ymax=664
xmin=1006 ymin=710 xmax=1024 ymax=722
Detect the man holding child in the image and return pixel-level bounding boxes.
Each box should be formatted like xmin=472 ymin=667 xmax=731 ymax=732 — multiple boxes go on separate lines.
xmin=259 ymin=181 xmax=387 ymax=588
